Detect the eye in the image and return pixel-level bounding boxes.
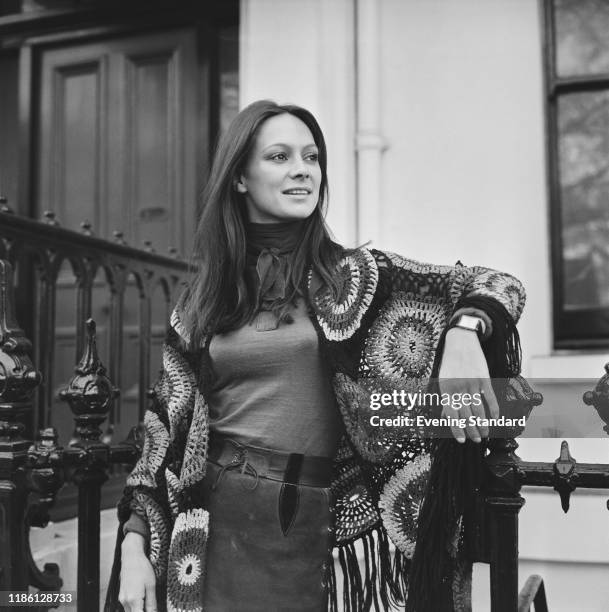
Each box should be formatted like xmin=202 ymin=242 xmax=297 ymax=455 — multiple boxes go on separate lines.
xmin=305 ymin=152 xmax=319 ymax=162
xmin=269 ymin=152 xmax=288 ymax=161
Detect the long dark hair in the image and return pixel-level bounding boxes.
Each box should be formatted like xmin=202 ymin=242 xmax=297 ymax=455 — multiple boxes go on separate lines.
xmin=181 ymin=99 xmax=343 ymax=344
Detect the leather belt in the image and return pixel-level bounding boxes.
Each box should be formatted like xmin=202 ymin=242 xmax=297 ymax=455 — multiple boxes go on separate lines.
xmin=207 ymin=433 xmax=333 ymax=488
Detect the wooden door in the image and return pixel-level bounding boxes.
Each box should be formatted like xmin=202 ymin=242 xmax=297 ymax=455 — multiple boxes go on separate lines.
xmin=37 ymin=28 xmax=197 ymax=252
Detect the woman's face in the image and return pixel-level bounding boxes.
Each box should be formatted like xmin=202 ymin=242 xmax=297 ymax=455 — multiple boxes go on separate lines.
xmin=237 ymin=113 xmax=322 ymax=224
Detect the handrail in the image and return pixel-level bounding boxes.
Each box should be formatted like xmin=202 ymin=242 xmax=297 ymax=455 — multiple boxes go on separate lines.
xmin=0 ymin=206 xmax=187 ymax=272
xmin=518 ymin=574 xmax=549 ymax=612
xmin=0 ymin=203 xmax=190 ymax=435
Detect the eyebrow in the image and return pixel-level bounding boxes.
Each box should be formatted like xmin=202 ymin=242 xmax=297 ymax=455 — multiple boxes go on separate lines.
xmin=261 ymin=142 xmax=318 ymax=152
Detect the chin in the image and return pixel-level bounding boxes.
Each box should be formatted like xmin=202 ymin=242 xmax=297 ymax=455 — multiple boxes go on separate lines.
xmin=277 ymin=207 xmax=315 ymax=222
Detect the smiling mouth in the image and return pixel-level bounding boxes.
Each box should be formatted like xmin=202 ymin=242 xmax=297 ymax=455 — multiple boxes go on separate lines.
xmin=282 ymin=188 xmax=312 ymax=195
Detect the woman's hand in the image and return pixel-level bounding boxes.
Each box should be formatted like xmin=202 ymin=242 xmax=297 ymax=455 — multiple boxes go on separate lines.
xmin=438 ymin=327 xmax=499 ymax=443
xmin=119 ymin=533 xmax=157 ymax=612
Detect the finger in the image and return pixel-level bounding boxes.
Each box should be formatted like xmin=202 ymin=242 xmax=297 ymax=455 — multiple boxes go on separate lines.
xmin=145 ymin=583 xmax=158 ymax=612
xmin=128 ymin=598 xmax=144 ymax=612
xmin=468 ymin=390 xmax=488 ymax=439
xmin=443 ymin=406 xmax=466 ymax=443
xmin=118 ymin=593 xmax=129 ymax=612
xmin=459 ymin=403 xmax=481 ymax=443
xmin=450 ymin=421 xmax=466 ymax=443
xmin=481 ymin=382 xmax=500 ymax=420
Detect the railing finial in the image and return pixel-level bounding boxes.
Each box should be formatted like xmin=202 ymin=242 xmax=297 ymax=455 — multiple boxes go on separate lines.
xmin=0 ymin=194 xmax=14 ymax=214
xmin=113 ymin=230 xmax=127 ymax=245
xmin=0 ymin=260 xmax=41 ymax=402
xmin=80 ymin=220 xmax=94 ymax=236
xmin=43 ymin=211 xmax=59 ymax=226
xmin=553 ymin=440 xmax=577 ymax=513
xmin=583 ymin=362 xmax=609 ymax=435
xmin=59 ymin=318 xmax=119 ymax=442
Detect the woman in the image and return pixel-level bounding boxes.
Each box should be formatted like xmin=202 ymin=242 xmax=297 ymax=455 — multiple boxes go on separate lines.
xmin=106 ymin=100 xmax=525 ymax=612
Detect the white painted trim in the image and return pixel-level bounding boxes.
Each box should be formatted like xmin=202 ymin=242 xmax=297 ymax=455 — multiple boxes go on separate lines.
xmin=355 ymin=0 xmax=387 ymax=247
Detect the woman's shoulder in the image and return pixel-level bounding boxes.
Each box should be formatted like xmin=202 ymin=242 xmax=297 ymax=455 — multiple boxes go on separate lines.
xmin=168 ymin=285 xmax=194 ymax=347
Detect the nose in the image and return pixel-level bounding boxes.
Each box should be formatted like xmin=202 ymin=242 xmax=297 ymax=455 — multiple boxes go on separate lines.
xmin=289 ymin=159 xmax=310 ymax=179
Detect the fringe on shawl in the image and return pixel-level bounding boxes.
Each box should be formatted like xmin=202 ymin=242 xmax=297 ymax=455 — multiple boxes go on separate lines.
xmin=329 ymin=526 xmax=410 ymax=612
xmin=405 ymin=296 xmax=522 ymax=612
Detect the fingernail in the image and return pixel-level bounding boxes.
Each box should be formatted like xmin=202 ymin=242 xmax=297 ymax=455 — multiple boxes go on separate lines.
xmin=473 ymin=436 xmax=481 ymax=443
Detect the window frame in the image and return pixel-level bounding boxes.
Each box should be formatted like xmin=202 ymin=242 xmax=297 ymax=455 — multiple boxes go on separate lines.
xmin=543 ymin=0 xmax=609 ymax=349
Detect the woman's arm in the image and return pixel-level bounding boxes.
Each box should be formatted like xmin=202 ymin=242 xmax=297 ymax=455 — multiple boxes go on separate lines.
xmin=106 ymin=297 xmax=198 ymax=611
xmin=119 ymin=533 xmax=157 ymax=612
xmin=438 ymin=325 xmax=500 ymax=442
xmin=383 ymin=251 xmax=525 ymax=442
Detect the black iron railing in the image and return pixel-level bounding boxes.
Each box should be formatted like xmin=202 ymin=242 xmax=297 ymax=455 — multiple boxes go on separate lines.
xmin=0 ymin=200 xmax=188 ymax=611
xmin=0 ymin=199 xmax=188 ymax=435
xmin=480 ymin=370 xmax=609 ymax=612
xmin=0 ymin=258 xmax=145 ymax=611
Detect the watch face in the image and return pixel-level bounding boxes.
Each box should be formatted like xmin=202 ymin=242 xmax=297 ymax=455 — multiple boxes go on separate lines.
xmin=456 ymin=314 xmax=483 ymax=333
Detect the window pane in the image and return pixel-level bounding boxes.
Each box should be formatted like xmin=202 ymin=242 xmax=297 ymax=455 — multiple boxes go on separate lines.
xmin=558 ymin=91 xmax=609 ymax=309
xmin=555 ymin=0 xmax=609 ymax=77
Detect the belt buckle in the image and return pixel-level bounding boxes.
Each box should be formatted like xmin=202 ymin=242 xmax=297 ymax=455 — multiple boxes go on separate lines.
xmin=229 ymin=446 xmax=247 ymax=468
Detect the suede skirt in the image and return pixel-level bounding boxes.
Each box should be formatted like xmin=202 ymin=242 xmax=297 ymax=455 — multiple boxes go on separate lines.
xmin=200 ymin=438 xmax=335 ymax=612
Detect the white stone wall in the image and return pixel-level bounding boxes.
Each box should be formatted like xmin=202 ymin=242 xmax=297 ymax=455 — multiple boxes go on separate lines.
xmin=239 ymin=0 xmax=609 ymax=608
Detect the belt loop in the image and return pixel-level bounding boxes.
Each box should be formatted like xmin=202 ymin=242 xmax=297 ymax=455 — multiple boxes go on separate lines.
xmin=279 ymin=453 xmax=304 ymax=536
xmin=211 ymin=444 xmax=261 ymax=491
xmin=284 ymin=453 xmax=304 ymax=485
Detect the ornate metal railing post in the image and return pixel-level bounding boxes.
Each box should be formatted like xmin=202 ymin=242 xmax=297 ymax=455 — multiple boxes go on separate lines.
xmin=0 ymin=260 xmax=41 ymax=589
xmin=484 ymin=377 xmax=542 ymax=612
xmin=60 ymin=320 xmax=118 ymax=612
xmin=485 ymin=436 xmax=525 ymax=612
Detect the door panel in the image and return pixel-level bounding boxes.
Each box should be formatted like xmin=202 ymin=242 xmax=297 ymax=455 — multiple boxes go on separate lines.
xmin=37 ymin=28 xmax=197 ymax=252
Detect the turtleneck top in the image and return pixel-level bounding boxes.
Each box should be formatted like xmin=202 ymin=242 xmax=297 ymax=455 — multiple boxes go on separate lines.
xmin=208 ymin=297 xmax=342 ymax=456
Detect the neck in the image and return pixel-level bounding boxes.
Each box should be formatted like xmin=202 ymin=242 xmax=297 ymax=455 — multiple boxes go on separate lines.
xmin=245 ymin=219 xmax=305 ymax=256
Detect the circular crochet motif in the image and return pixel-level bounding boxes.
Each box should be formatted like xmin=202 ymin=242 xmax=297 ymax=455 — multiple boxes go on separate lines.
xmin=313 ymin=249 xmax=378 ymax=341
xmin=175 ymin=553 xmax=201 ymax=586
xmin=333 ymin=373 xmax=399 ymax=464
xmin=334 ymin=484 xmax=379 ymax=543
xmin=167 ymin=508 xmax=209 ymax=612
xmin=379 ymin=452 xmax=431 ymax=558
xmin=366 ymin=293 xmax=448 ymax=387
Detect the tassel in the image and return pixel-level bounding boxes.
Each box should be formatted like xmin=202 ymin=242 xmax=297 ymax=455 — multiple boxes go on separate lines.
xmin=333 ymin=526 xmax=411 ymax=612
xmin=406 ymin=296 xmax=522 ymax=612
xmin=328 ymin=553 xmax=338 ymax=612
xmin=362 ymin=533 xmax=372 ymax=611
xmin=347 ymin=542 xmax=363 ymax=611
xmin=339 ymin=546 xmax=350 ymax=611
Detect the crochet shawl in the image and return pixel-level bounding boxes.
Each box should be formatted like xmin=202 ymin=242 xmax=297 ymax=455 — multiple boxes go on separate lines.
xmin=104 ymin=248 xmax=526 ymax=612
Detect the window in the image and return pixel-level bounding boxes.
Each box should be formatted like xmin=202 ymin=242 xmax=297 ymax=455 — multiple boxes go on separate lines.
xmin=544 ymin=0 xmax=609 ymax=348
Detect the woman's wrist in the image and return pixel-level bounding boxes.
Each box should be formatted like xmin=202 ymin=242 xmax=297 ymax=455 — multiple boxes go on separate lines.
xmin=122 ymin=531 xmax=146 ymax=555
xmin=445 ymin=325 xmax=481 ymax=344
xmin=448 ymin=307 xmax=492 ymax=340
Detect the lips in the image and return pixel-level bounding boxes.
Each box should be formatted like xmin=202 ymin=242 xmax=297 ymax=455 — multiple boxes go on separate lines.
xmin=282 ymin=187 xmax=312 ymax=195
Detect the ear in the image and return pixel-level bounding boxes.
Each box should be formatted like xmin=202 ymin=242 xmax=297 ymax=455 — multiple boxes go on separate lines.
xmin=235 ymin=176 xmax=247 ymax=193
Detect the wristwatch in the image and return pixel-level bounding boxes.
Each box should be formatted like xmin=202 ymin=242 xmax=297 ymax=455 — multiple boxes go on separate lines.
xmin=450 ymin=314 xmax=485 ymax=338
